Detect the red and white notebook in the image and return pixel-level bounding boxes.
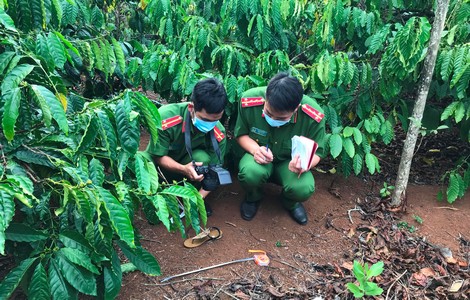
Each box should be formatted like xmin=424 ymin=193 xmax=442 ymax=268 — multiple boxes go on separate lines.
xmin=291 ymin=135 xmax=318 ymax=170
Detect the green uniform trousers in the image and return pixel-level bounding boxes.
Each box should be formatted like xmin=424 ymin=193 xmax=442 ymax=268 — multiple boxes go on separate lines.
xmin=238 ymin=153 xmax=315 ymax=209
xmin=160 ymin=149 xmax=212 ymax=188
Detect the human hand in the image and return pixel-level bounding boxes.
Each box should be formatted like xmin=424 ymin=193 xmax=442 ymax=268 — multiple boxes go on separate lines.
xmin=184 ymin=161 xmax=204 ymax=181
xmin=253 ymin=146 xmax=273 ymax=164
xmin=288 ymin=154 xmax=304 ymax=176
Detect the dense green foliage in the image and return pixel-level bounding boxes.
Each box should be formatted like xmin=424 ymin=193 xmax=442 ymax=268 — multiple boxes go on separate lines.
xmin=0 ymin=0 xmax=469 ymax=298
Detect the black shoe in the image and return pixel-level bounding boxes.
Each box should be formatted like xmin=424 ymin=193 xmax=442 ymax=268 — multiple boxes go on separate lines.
xmin=287 ymin=203 xmax=308 ymax=225
xmin=205 ymin=202 xmax=213 ymax=217
xmin=240 ymin=201 xmax=259 ymax=221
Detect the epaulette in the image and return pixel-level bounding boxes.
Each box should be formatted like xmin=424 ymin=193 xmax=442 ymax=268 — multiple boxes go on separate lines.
xmin=162 ymin=115 xmax=183 ymax=130
xmin=241 ymin=97 xmax=264 ymax=108
xmin=214 ymin=127 xmax=225 ymax=142
xmin=302 ymin=104 xmax=324 ymax=123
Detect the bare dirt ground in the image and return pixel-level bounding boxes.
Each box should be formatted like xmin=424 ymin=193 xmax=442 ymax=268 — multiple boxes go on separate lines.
xmin=118 ymin=167 xmax=470 ymax=299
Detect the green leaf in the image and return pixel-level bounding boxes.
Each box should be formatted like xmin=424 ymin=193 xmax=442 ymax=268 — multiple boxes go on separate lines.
xmin=112 ymin=38 xmax=126 ymax=72
xmin=102 ymin=250 xmax=122 ymax=299
xmin=329 ymin=133 xmax=343 ymax=158
xmin=5 ymin=223 xmax=48 ymax=242
xmin=30 ymin=84 xmax=52 ymax=126
xmin=30 ymin=85 xmax=68 ymax=134
xmin=151 ymin=195 xmax=170 ymax=230
xmin=447 ymin=173 xmax=460 ymax=203
xmin=343 ymin=137 xmax=355 ymax=158
xmin=163 ymin=193 xmax=185 ymax=237
xmin=0 ymin=189 xmax=15 ymax=255
xmin=365 ymin=153 xmax=376 ymax=174
xmin=92 ymin=41 xmax=103 ymax=71
xmin=47 ymin=33 xmax=67 ymax=69
xmin=353 ymin=128 xmax=362 ymax=145
xmin=346 ymin=282 xmax=364 ymax=298
xmin=54 ymin=31 xmax=80 ymax=57
xmin=71 ymin=189 xmax=93 ymax=223
xmin=59 ymin=248 xmax=99 ymax=274
xmin=89 ymin=158 xmax=104 ymax=186
xmin=96 ymin=110 xmax=118 ymax=160
xmin=0 ymin=258 xmax=37 ymax=300
xmin=115 ymin=96 xmax=140 ymax=156
xmin=57 ymin=253 xmax=97 ymax=296
xmin=131 ymin=92 xmax=161 ymax=145
xmin=352 ymin=260 xmax=365 ymax=282
xmin=28 ymin=263 xmax=51 ymax=300
xmin=117 ymin=241 xmax=161 ymax=276
xmin=2 ymin=88 xmax=22 ymax=141
xmin=77 ymin=115 xmax=98 ymax=154
xmin=135 ymin=153 xmax=151 ymax=193
xmin=363 ymin=282 xmax=383 ymax=296
xmin=343 ymin=126 xmax=354 ymax=137
xmin=454 ymin=102 xmax=465 ymax=123
xmin=49 ymin=259 xmax=77 ymax=300
xmin=1 ymin=64 xmax=34 ymax=92
xmin=381 ymin=120 xmax=394 ymax=144
xmin=0 ymin=7 xmax=17 ymax=32
xmin=441 ymin=101 xmax=458 ymax=121
xmin=97 ymin=187 xmax=135 ymax=248
xmin=59 ymin=230 xmax=94 ymax=254
xmin=367 ymin=261 xmax=384 ymax=277
xmin=0 ymin=51 xmax=15 ymax=76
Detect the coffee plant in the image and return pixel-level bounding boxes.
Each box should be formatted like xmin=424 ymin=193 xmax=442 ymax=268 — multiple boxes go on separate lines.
xmin=0 ymin=0 xmax=469 ymax=298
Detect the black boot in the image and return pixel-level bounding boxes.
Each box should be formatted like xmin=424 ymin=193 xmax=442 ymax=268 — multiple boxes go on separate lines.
xmin=287 ymin=203 xmax=308 ymax=225
xmin=240 ymin=200 xmax=260 ymax=221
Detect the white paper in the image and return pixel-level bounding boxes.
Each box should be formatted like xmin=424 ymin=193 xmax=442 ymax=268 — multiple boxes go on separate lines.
xmin=291 ymin=135 xmax=318 ymax=170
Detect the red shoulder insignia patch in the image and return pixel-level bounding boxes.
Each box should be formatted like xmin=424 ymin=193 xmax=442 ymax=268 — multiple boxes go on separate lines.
xmin=241 ymin=97 xmax=265 ymax=108
xmin=214 ymin=126 xmax=225 ymax=142
xmin=302 ymin=104 xmax=324 ymax=123
xmin=162 ymin=115 xmax=183 ymax=130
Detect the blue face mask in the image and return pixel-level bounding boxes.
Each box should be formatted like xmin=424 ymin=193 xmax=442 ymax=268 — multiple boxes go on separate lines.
xmin=192 ymin=115 xmax=218 ymax=133
xmin=264 ymin=111 xmax=290 ymax=127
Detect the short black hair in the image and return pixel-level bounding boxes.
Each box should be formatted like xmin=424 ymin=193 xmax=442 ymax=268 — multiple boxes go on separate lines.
xmin=266 ymin=72 xmax=303 ymax=112
xmin=191 ymin=78 xmax=228 ymax=114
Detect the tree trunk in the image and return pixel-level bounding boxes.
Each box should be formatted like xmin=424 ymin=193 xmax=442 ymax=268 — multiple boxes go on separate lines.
xmin=391 ymin=0 xmax=450 ymax=207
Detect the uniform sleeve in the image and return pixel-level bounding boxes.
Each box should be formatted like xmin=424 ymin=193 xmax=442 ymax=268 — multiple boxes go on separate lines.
xmin=145 ymin=105 xmax=173 ymax=157
xmin=302 ymin=96 xmax=327 ymax=159
xmin=146 ymin=128 xmax=171 ymax=157
xmin=307 ymin=119 xmax=326 ymax=158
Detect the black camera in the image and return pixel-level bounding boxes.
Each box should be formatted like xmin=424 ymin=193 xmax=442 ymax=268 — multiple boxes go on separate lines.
xmin=195 ymin=164 xmax=232 ymax=191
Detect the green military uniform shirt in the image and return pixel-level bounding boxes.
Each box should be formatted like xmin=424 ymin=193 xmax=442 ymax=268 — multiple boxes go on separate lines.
xmin=146 ymin=102 xmax=226 ymax=164
xmin=234 ymin=87 xmax=326 ymax=161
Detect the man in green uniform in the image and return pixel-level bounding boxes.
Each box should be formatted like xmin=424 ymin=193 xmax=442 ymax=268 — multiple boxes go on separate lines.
xmin=234 ymin=72 xmax=326 ymax=225
xmin=147 ymin=78 xmax=228 ymax=216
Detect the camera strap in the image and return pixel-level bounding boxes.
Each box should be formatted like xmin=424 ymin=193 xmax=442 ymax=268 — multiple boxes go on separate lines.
xmin=184 ymin=111 xmax=222 ymax=165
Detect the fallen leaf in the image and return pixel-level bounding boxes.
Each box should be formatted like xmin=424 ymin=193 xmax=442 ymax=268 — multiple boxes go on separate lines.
xmin=435 ymin=264 xmax=447 ymax=276
xmin=234 ymin=290 xmax=250 ymax=300
xmin=341 ymin=262 xmax=353 ymax=270
xmin=334 ymin=263 xmax=345 ymax=277
xmin=267 ymin=286 xmax=286 ymax=297
xmin=446 ymin=257 xmax=458 ymax=264
xmin=458 ymin=260 xmax=468 ymax=268
xmin=420 ymin=267 xmax=435 ymax=277
xmin=412 ymin=272 xmax=428 ymax=286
